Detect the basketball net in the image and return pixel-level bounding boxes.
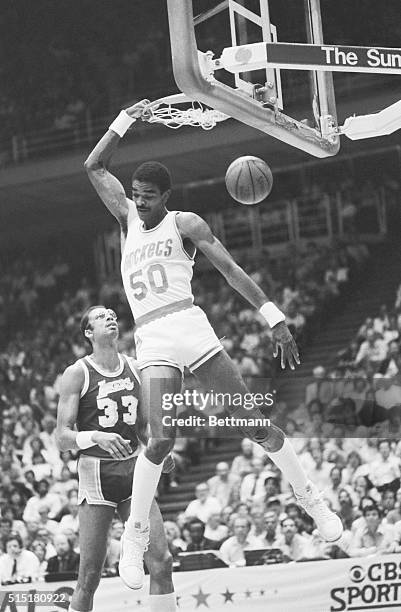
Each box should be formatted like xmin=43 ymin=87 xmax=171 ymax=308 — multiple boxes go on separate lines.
xmin=143 ymin=93 xmax=229 ymax=130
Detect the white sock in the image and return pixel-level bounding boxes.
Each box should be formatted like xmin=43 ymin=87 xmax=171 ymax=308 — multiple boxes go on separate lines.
xmin=268 ymin=438 xmax=309 ymax=495
xmin=149 ymin=593 xmax=177 ymax=612
xmin=128 ymin=451 xmax=163 ymax=528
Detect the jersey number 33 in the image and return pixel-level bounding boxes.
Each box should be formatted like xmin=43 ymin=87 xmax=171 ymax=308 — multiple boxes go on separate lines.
xmin=96 ymin=395 xmax=138 ymax=428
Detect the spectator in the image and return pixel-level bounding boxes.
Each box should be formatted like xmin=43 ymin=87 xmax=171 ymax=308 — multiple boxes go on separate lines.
xmin=184 ymin=483 xmax=221 ymax=524
xmin=185 ymin=519 xmax=217 ymax=552
xmin=51 ymin=466 xmax=78 ymax=499
xmin=338 ymin=489 xmax=356 ymax=531
xmin=204 ymin=513 xmax=229 ymax=548
xmin=278 ymin=517 xmax=313 ymax=561
xmin=46 ymin=533 xmax=80 ymax=574
xmin=368 ymin=440 xmax=400 ymax=493
xmin=381 ymin=489 xmax=397 ymax=519
xmin=0 ymin=518 xmax=12 ymax=553
xmin=255 ymin=511 xmax=281 ymax=548
xmin=355 ymin=329 xmax=387 ymax=369
xmin=34 ymin=527 xmax=57 ymax=560
xmin=164 ymin=521 xmax=186 ymax=560
xmin=325 ymin=467 xmax=355 ymax=512
xmin=284 ymin=503 xmax=306 ymax=534
xmin=0 ymin=534 xmax=40 ymax=584
xmin=342 ymin=451 xmax=369 ymax=487
xmin=230 ymin=439 xmax=257 ymax=479
xmin=219 ymin=517 xmax=260 ymax=567
xmin=349 ymin=505 xmax=396 ymax=556
xmin=39 ymin=415 xmax=60 ymax=466
xmin=240 ymin=458 xmax=273 ymax=504
xmin=30 ymin=540 xmax=48 ymax=580
xmin=23 ymin=479 xmax=62 ymax=523
xmin=58 ymin=490 xmax=79 ymax=534
xmin=249 ymin=507 xmax=267 ymax=539
xmin=373 ymin=305 xmax=390 ymax=335
xmin=378 ymin=340 xmax=400 ymax=377
xmin=306 ymin=446 xmax=335 ymax=491
xmin=207 ymin=462 xmax=240 ymax=509
xmin=37 ymin=503 xmax=59 ymax=536
xmin=386 ymin=489 xmax=401 ymax=525
xmin=375 ymin=377 xmax=401 ymax=411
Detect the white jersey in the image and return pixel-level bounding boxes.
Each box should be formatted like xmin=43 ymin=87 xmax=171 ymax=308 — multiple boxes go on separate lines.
xmin=121 ymin=211 xmax=195 ymax=327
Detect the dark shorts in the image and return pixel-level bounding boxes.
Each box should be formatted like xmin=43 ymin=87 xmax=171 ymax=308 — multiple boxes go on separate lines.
xmin=77 ymin=454 xmax=137 ymax=508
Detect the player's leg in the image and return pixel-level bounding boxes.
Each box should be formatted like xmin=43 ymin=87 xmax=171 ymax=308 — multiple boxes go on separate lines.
xmin=121 ymin=364 xmax=181 ymax=589
xmin=119 ymin=498 xmax=177 ymax=611
xmin=70 ymin=502 xmax=115 ymax=612
xmin=194 ymin=350 xmax=343 ymax=541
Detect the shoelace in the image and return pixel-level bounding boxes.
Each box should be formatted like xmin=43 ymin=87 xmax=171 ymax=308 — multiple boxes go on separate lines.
xmin=297 ymin=488 xmax=331 ymax=516
xmin=123 ymin=530 xmax=150 ymax=561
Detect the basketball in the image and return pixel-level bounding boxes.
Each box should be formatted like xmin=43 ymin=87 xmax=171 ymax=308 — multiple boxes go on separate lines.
xmin=225 ymin=156 xmax=273 ymax=205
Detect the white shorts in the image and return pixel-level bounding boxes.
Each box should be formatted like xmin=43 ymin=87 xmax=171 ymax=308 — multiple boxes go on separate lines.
xmin=134 ymin=305 xmax=223 ymax=372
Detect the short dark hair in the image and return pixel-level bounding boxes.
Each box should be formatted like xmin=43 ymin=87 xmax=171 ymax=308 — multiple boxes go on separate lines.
xmin=186 ymin=518 xmax=205 ymax=533
xmin=6 ymin=533 xmax=23 ymax=548
xmin=264 ymin=476 xmax=279 ymax=488
xmin=362 ymin=504 xmax=382 ymax=518
xmin=132 ymin=162 xmax=172 ymax=194
xmin=80 ymin=305 xmax=106 ymax=346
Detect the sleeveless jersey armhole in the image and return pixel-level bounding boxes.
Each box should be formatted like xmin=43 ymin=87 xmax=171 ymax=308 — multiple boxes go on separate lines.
xmin=173 ymin=212 xmax=196 ymax=261
xmin=78 ymin=358 xmax=90 ymax=398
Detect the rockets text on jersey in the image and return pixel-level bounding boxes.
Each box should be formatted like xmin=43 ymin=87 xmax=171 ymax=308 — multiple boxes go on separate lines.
xmin=121 ymin=211 xmax=196 ymax=327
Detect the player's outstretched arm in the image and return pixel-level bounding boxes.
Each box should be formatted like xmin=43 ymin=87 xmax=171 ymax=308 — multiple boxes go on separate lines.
xmin=56 ymin=363 xmax=132 ymax=458
xmin=177 ymin=212 xmax=300 ymax=370
xmin=84 ymin=99 xmax=150 ymax=231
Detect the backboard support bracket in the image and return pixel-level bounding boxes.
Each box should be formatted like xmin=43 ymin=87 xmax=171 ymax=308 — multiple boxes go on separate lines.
xmin=166 ymin=0 xmax=340 ymax=158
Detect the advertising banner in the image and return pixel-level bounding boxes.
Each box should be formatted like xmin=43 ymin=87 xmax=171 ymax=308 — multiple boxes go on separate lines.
xmin=2 ymin=554 xmax=401 ymax=612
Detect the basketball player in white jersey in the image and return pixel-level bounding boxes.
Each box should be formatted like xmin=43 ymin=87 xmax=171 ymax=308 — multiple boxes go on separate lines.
xmin=56 ymin=305 xmax=177 ymax=612
xmin=84 ymin=100 xmax=343 ymax=589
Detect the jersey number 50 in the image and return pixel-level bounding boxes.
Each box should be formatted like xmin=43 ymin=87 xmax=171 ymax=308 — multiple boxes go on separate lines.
xmin=129 ymin=263 xmax=168 ymax=301
xmin=97 ymin=395 xmax=138 ymax=428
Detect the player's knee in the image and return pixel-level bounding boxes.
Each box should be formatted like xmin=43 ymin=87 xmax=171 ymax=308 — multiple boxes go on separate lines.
xmin=147 ymin=438 xmax=175 ymax=462
xmin=77 ymin=566 xmax=102 ymax=594
xmin=249 ymin=424 xmax=285 ymax=453
xmin=147 ymin=550 xmax=173 ymax=579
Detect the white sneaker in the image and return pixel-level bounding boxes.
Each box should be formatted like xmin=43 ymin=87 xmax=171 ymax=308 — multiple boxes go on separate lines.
xmin=295 ymin=481 xmax=343 ymax=542
xmin=119 ymin=522 xmax=149 ymax=589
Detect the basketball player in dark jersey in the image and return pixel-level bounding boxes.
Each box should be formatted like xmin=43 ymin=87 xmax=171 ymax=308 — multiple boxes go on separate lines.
xmin=56 ymin=305 xmax=177 ymax=612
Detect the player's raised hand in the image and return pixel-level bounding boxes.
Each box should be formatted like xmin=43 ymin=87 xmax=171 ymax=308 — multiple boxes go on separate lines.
xmin=124 ymin=99 xmax=151 ymax=120
xmin=272 ymin=321 xmax=301 ymax=370
xmin=92 ymin=431 xmax=133 ymax=459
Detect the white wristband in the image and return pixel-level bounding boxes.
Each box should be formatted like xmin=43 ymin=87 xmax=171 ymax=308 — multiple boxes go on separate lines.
xmin=108 ymin=110 xmax=136 ymax=137
xmin=76 ymin=431 xmax=96 ymax=450
xmin=259 ymin=302 xmax=286 ymax=328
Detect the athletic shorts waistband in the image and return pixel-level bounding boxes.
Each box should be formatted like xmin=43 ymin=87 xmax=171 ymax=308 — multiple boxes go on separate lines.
xmin=134 ymin=298 xmax=194 ymax=328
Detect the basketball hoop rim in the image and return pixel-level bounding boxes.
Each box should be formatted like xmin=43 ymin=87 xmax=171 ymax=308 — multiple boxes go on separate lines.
xmin=149 ymin=93 xmax=194 ymax=108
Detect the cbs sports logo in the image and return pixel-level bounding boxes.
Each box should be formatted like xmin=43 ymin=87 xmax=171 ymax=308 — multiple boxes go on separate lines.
xmin=330 ymin=561 xmax=401 ymax=611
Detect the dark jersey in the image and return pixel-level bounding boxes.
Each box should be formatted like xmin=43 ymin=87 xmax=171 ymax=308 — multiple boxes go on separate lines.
xmin=76 ymin=353 xmax=141 ymax=459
